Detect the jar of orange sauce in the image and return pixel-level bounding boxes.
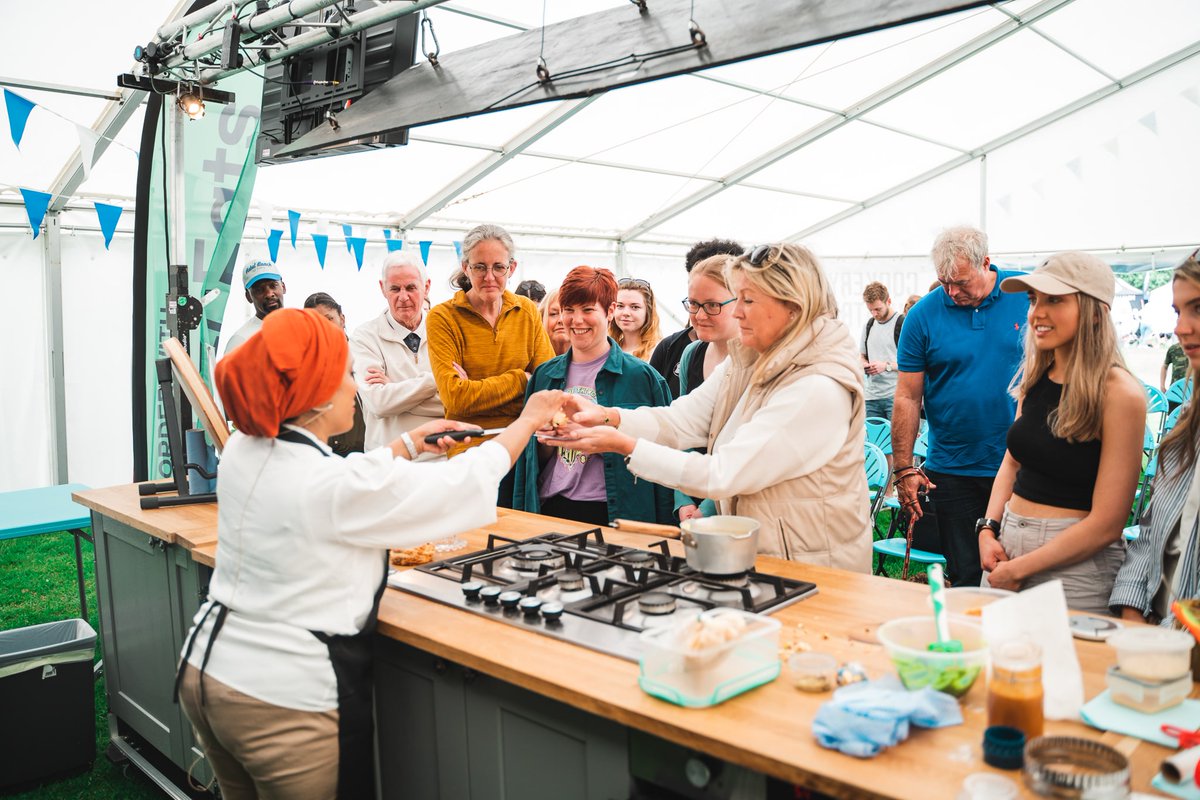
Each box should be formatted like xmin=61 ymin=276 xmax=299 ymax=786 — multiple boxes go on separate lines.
xmin=987 ymin=640 xmax=1044 ymax=739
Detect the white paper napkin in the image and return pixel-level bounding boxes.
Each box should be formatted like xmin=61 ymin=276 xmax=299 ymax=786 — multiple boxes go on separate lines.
xmin=981 ymin=580 xmax=1085 ymax=720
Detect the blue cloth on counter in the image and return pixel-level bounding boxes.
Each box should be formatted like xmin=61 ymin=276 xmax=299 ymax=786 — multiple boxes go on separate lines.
xmin=1153 ymin=774 xmax=1200 ymax=800
xmin=1080 ymin=691 xmax=1200 ymax=747
xmin=812 ymin=676 xmax=963 ymax=758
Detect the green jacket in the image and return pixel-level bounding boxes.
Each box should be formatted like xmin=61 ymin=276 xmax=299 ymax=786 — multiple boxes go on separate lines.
xmin=514 ymin=339 xmax=675 ymax=524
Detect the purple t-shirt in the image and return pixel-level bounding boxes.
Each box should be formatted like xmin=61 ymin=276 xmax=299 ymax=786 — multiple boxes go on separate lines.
xmin=538 ymin=352 xmax=608 ymax=503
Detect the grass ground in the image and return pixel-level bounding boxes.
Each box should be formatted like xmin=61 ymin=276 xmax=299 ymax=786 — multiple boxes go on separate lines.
xmin=0 ymin=532 xmax=163 ymax=800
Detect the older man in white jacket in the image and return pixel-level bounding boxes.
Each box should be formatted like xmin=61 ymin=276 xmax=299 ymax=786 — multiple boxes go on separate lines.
xmin=350 ymin=252 xmax=444 ymax=450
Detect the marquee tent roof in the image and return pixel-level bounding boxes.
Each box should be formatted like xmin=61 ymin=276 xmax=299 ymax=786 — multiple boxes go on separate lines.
xmin=3 ymin=0 xmax=1198 ymax=260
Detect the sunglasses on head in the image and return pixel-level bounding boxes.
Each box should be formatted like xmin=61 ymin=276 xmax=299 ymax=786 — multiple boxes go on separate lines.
xmin=748 ymin=244 xmax=778 ymax=266
xmin=619 ymin=277 xmax=651 ymax=290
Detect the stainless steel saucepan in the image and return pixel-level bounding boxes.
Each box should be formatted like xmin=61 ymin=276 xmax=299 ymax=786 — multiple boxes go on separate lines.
xmin=678 ymin=515 xmax=760 ymax=574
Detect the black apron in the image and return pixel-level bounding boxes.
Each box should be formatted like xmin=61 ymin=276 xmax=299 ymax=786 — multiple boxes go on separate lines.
xmin=175 ymin=428 xmax=389 ymax=799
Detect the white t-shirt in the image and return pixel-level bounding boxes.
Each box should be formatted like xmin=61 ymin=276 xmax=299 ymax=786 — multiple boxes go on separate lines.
xmin=861 ymin=312 xmax=901 ymax=400
xmin=221 ymin=315 xmax=263 ymax=356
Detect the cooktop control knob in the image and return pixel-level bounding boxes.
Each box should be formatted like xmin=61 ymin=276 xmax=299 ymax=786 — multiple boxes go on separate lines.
xmin=498 ymin=591 xmax=522 ymax=609
xmin=461 ymin=581 xmax=484 ymax=600
xmin=480 ymin=586 xmax=502 ymax=605
xmin=540 ymin=602 xmax=564 ymax=622
xmin=518 ymin=597 xmax=543 ymax=617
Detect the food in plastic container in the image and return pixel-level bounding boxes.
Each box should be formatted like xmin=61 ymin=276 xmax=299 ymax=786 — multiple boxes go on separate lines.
xmin=638 ymin=608 xmax=780 ymax=708
xmin=941 ymin=586 xmax=1015 ymax=618
xmin=1105 ymin=665 xmax=1191 ymax=713
xmin=877 ymin=616 xmax=988 ymax=698
xmin=788 ymin=652 xmax=837 ymax=692
xmin=1106 ymin=627 xmax=1194 ymax=681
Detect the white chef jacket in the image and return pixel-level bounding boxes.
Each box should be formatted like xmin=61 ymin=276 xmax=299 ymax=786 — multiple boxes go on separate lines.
xmin=349 ymin=311 xmax=444 ymax=450
xmin=183 ymin=426 xmax=509 ymax=711
xmin=221 ymin=314 xmax=262 ymax=357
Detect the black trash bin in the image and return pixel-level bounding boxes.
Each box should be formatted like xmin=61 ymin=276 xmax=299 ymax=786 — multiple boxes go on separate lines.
xmin=0 ymin=619 xmax=97 ymax=791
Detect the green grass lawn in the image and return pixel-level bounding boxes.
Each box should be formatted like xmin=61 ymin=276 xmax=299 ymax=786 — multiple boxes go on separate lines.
xmin=0 ymin=533 xmax=164 ymax=800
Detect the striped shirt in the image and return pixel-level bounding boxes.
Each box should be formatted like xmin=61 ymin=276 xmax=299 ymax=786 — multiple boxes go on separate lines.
xmin=1109 ymin=426 xmax=1200 ymax=623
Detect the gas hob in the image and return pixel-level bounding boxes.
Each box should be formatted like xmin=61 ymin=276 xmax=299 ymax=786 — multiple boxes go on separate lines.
xmin=388 ymin=528 xmax=816 ymax=662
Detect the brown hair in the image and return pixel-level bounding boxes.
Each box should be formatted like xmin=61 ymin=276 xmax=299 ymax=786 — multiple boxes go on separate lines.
xmin=609 ymin=279 xmax=662 ymax=360
xmin=862 ymin=281 xmax=890 ymax=304
xmin=1159 ymin=251 xmax=1200 ymax=468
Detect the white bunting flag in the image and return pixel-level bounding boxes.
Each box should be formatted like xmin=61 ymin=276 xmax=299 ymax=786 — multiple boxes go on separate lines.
xmin=75 ymin=125 xmax=100 ymax=180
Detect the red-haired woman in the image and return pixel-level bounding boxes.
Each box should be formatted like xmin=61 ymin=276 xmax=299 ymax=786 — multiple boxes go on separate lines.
xmin=515 ymin=266 xmax=675 ymax=525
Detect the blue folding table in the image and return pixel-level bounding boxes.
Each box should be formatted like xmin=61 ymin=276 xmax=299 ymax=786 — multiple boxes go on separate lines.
xmin=0 ymin=483 xmax=93 ymax=619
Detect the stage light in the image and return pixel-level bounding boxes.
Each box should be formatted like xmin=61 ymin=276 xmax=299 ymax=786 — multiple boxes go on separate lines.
xmin=177 ymin=87 xmax=205 ymax=120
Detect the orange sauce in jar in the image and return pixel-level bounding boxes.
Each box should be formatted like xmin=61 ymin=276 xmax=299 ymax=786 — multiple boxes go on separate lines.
xmin=987 ymin=641 xmax=1044 ymax=739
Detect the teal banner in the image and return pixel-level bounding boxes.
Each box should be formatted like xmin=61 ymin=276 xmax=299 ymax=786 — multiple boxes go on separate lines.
xmin=141 ymin=69 xmax=263 ymax=479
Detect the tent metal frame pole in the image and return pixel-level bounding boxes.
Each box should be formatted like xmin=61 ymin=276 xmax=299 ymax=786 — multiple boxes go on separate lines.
xmin=46 ymin=90 xmax=148 ymax=214
xmin=979 ymin=154 xmax=987 ymax=232
xmin=164 ymin=0 xmax=344 ymax=69
xmin=0 ymin=77 xmax=122 ymax=101
xmin=618 ymin=0 xmax=1076 ymax=242
xmin=397 ymin=97 xmax=598 ymax=229
xmin=43 ymin=212 xmax=69 ymax=483
xmin=195 ymin=0 xmax=453 ymax=85
xmin=406 ymin=133 xmax=860 ymax=205
xmin=784 ymin=39 xmax=1200 ymax=243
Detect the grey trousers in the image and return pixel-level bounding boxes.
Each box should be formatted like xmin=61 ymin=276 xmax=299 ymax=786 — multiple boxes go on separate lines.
xmin=982 ymin=504 xmax=1124 ymax=616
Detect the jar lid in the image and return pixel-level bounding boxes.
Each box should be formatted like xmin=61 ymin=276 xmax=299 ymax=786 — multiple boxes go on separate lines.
xmin=957 ymin=773 xmax=1019 ymax=800
xmin=1106 ymin=626 xmax=1193 ymax=654
xmin=1023 ymin=736 xmax=1129 ymax=799
xmin=983 ymin=726 xmax=1026 ymax=770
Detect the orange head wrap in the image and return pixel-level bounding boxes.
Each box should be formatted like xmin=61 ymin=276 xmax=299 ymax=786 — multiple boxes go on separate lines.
xmin=215 ymin=308 xmax=348 ymax=438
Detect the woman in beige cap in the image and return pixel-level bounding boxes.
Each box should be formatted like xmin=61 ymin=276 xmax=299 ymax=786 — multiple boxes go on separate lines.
xmin=978 ymin=252 xmax=1145 ymax=613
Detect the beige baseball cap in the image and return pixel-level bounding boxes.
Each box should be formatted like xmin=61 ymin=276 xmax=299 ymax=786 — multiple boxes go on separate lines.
xmin=1000 ymin=251 xmax=1114 ymax=306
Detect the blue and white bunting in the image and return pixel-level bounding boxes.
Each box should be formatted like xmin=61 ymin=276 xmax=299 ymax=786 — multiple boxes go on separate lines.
xmin=4 ymin=89 xmax=36 ymax=149
xmin=94 ymin=202 xmax=122 ymax=249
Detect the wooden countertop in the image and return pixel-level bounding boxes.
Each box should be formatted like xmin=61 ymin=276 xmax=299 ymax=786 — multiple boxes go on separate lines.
xmin=78 ymin=484 xmax=1194 ymax=799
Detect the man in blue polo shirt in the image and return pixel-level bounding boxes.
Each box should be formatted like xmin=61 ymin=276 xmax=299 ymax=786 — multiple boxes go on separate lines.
xmin=892 ymin=226 xmax=1028 ymax=589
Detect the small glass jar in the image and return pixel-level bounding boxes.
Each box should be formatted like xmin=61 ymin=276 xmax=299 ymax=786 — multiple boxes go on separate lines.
xmin=987 ymin=640 xmax=1044 ymax=740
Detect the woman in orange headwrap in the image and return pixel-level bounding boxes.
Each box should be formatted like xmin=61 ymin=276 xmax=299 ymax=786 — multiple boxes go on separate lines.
xmin=176 ymin=309 xmax=564 ymax=800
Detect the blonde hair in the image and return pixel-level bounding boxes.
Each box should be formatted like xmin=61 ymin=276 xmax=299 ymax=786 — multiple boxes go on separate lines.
xmin=539 ymin=289 xmax=569 ymax=356
xmin=690 ymin=254 xmax=734 ymax=290
xmin=1010 ymin=292 xmax=1127 ymax=442
xmin=609 ymin=280 xmax=662 ymax=360
xmin=1159 ymin=251 xmax=1200 ymax=469
xmin=727 ymin=243 xmax=838 ymax=385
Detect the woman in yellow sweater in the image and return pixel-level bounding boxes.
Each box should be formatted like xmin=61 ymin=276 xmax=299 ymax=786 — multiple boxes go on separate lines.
xmin=426 ymin=223 xmax=555 ymax=505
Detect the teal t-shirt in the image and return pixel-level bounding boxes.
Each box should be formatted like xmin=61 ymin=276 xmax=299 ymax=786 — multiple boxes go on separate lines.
xmin=896 ymin=268 xmax=1028 ymax=476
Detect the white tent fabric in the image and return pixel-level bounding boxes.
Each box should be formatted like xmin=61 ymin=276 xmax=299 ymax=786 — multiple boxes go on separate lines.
xmin=1 ymin=0 xmax=1199 ymax=490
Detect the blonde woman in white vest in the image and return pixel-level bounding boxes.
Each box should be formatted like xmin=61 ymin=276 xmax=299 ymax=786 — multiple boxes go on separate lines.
xmin=541 ymin=243 xmax=871 ymax=572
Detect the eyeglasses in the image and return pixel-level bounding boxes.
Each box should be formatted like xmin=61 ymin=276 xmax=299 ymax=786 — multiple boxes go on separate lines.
xmin=468 ymin=261 xmax=512 ymax=277
xmin=681 ymin=297 xmax=736 ymax=316
xmin=748 ymin=244 xmax=776 ymax=266
xmin=618 ymin=277 xmax=651 ymax=289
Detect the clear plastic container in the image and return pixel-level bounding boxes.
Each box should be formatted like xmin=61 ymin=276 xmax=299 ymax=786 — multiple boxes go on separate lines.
xmin=877 ymin=616 xmax=988 ymax=698
xmin=1106 ymin=627 xmax=1194 ymax=681
xmin=941 ymin=587 xmax=1015 ymax=619
xmin=788 ymin=652 xmax=837 ymax=693
xmin=1105 ymin=666 xmax=1191 ymax=713
xmin=638 ymin=608 xmax=781 ymax=708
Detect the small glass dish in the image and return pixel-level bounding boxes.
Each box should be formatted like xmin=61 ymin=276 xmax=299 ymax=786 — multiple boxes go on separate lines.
xmin=788 ymin=652 xmax=837 ymax=693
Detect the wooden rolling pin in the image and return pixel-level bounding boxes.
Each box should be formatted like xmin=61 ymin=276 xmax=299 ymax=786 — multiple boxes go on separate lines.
xmin=609 ymin=519 xmax=681 ymax=539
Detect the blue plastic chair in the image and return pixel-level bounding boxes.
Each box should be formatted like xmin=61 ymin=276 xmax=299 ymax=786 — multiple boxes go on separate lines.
xmin=1163 ymin=406 xmax=1183 ymax=437
xmin=865 ymin=417 xmax=892 ymax=456
xmin=863 ymin=442 xmax=890 ymax=523
xmin=1144 ymin=383 xmax=1169 ymax=414
xmin=1166 ymin=378 xmax=1193 ymax=405
xmin=871 ymin=443 xmax=947 ymax=576
xmin=1130 ymin=453 xmax=1158 ymax=525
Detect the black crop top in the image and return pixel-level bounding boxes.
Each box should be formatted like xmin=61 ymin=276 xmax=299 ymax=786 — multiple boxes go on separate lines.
xmin=1007 ymin=372 xmax=1102 ymax=512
